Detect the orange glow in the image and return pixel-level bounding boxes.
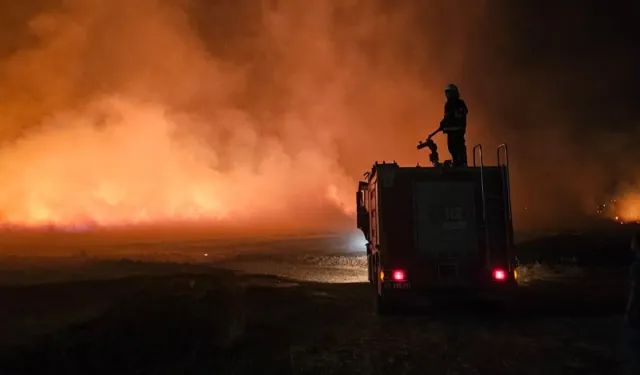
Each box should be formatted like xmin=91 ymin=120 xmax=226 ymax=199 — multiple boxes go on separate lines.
xmin=0 ymin=1 xmax=447 ymax=234
xmin=612 ymin=192 xmax=640 ymax=223
xmin=0 ymin=97 xmax=356 ymax=228
xmin=4 ymin=1 xmax=624 ymax=235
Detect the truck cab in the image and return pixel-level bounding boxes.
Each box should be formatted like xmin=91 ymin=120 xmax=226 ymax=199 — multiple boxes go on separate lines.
xmin=356 ymin=144 xmax=517 ymax=314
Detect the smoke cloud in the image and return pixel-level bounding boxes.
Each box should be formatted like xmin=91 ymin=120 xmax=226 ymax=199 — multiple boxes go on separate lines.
xmin=0 ymin=0 xmax=638 ymax=234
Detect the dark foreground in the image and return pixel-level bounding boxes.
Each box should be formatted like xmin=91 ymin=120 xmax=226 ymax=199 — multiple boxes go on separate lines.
xmin=0 ymin=226 xmax=636 ymax=375
xmin=0 ymin=260 xmax=630 ymax=375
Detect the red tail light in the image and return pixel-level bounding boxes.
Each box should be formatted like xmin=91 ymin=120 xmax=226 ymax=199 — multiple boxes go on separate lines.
xmin=492 ymin=268 xmax=507 ymax=281
xmin=392 ymin=270 xmax=406 ymax=282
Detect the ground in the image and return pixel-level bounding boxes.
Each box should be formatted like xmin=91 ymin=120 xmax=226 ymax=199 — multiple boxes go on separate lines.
xmin=0 ymin=229 xmax=635 ymax=374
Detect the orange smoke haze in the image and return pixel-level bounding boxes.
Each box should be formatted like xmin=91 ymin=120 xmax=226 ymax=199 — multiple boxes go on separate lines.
xmin=617 ymin=197 xmax=640 ymax=223
xmin=0 ymin=97 xmax=355 ymax=227
xmin=0 ymin=0 xmax=638 ymax=235
xmin=609 ymin=192 xmax=640 ymax=224
xmin=0 ymin=0 xmax=448 ymax=233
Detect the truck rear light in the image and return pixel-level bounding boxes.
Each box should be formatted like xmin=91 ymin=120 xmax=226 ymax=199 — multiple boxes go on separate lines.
xmin=391 ymin=270 xmax=406 ymax=282
xmin=492 ymin=268 xmax=507 ymax=281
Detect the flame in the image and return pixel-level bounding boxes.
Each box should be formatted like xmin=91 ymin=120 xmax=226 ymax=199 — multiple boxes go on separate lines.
xmin=0 ymin=97 xmax=356 ymax=229
xmin=613 ymin=192 xmax=640 ymax=223
xmin=0 ymin=0 xmax=378 ymax=233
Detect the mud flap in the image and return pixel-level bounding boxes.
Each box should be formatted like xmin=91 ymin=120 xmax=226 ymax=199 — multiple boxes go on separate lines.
xmin=375 ymin=289 xmax=413 ymax=315
xmin=375 ymin=290 xmax=396 ymax=315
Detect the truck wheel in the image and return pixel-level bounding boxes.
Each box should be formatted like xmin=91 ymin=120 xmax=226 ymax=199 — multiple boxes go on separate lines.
xmin=375 ymin=291 xmax=394 ymax=315
xmin=372 ymin=256 xmax=392 ymax=314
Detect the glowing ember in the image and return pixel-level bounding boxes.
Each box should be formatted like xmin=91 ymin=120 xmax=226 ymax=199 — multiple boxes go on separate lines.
xmin=613 ymin=192 xmax=640 ymax=223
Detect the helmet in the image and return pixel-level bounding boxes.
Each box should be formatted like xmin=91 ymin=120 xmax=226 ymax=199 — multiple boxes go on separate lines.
xmin=445 ymin=83 xmax=459 ymax=96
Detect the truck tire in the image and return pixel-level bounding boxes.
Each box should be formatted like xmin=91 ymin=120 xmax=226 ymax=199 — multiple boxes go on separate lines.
xmin=375 ymin=291 xmax=393 ymax=315
xmin=374 ymin=274 xmax=395 ymax=314
xmin=372 ymin=255 xmax=393 ymax=314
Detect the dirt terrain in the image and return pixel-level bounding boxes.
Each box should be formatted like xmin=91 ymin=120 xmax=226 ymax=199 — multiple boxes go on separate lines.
xmin=0 ymin=229 xmax=634 ymax=375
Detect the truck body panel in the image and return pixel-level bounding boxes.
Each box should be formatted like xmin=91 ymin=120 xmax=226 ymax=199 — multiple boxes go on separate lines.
xmin=357 ymin=146 xmax=516 ymax=312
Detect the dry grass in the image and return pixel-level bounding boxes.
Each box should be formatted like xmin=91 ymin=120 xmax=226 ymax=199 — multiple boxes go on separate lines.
xmin=516 ymin=262 xmax=586 ymax=285
xmin=0 ymin=226 xmax=635 ymax=374
xmin=0 ymin=258 xmax=630 ymax=375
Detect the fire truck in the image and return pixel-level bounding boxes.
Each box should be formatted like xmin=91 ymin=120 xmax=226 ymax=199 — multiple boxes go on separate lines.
xmin=356 ymin=142 xmax=518 ymax=314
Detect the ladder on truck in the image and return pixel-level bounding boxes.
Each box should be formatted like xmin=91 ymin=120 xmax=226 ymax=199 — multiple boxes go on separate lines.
xmin=472 ymin=144 xmax=514 ymax=269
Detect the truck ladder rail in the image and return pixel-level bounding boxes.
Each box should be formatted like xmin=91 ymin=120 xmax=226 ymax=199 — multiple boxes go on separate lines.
xmin=472 ymin=144 xmax=490 ymax=268
xmin=496 ymin=144 xmax=512 ymax=222
xmin=497 ymin=143 xmax=513 ymax=267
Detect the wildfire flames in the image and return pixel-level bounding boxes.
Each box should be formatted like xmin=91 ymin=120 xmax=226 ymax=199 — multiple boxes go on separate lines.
xmin=611 ymin=193 xmax=640 ymax=223
xmin=598 ymin=192 xmax=640 ymax=224
xmin=2 ymin=1 xmax=632 ymax=234
xmin=0 ymin=97 xmax=355 ymax=229
xmin=0 ymin=0 xmax=376 ymax=232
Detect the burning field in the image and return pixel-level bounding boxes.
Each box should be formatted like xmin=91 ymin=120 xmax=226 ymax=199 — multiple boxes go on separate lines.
xmin=598 ymin=192 xmax=640 ymax=224
xmin=0 ymin=0 xmax=372 ymax=234
xmin=0 ymin=0 xmax=636 ymax=236
xmin=0 ymin=1 xmax=638 ymax=374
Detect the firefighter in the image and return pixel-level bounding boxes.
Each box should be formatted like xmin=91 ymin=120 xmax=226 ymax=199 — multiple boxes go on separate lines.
xmin=440 ymin=84 xmax=468 ymax=167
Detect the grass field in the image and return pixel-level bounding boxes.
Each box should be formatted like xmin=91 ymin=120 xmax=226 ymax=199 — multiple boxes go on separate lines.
xmin=0 ymin=259 xmax=630 ymax=375
xmin=0 ymin=228 xmax=635 ymax=374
